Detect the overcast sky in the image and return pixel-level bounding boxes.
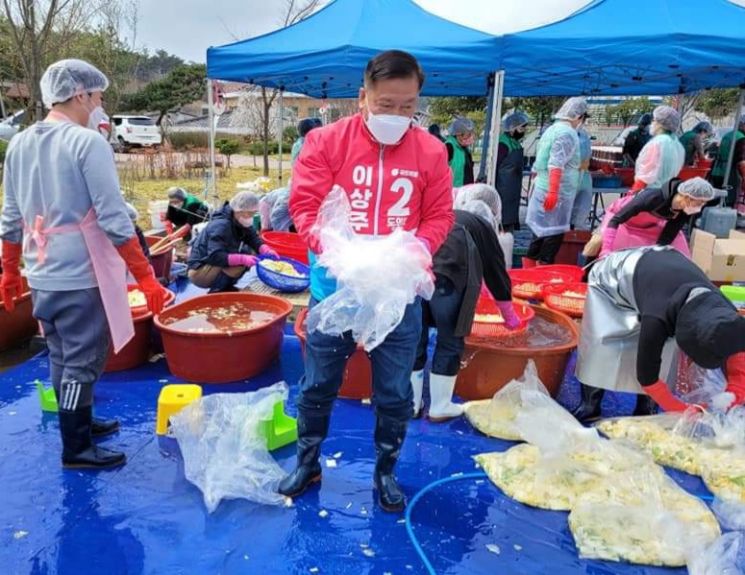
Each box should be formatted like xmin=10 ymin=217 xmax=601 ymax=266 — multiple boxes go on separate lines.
xmin=135 ymin=0 xmax=590 ymax=63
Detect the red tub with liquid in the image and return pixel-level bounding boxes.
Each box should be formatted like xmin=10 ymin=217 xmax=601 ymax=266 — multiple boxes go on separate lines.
xmin=0 ymin=276 xmax=38 ymax=351
xmin=154 ymin=292 xmax=293 ymax=383
xmin=104 ymin=286 xmax=176 ymax=372
xmin=294 ymin=308 xmax=372 ymax=400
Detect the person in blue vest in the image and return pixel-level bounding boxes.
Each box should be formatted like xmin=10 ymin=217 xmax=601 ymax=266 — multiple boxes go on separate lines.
xmin=496 ymin=111 xmax=529 ymax=232
xmin=445 ymin=117 xmax=475 ymax=188
xmin=524 ymin=97 xmax=586 ymax=266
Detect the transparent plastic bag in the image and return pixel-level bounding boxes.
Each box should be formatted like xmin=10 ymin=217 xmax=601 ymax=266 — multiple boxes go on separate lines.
xmin=713 ymin=498 xmax=745 ymax=531
xmin=307 ymin=187 xmax=434 ymax=351
xmin=570 ymin=467 xmax=720 ymax=567
xmin=170 ymin=382 xmax=290 ymax=512
xmin=688 ymin=533 xmax=745 ymax=575
xmin=464 ymin=361 xmax=550 ymax=441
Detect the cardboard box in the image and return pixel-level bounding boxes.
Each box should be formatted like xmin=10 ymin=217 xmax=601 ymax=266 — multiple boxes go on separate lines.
xmin=691 ymin=229 xmax=745 ymax=282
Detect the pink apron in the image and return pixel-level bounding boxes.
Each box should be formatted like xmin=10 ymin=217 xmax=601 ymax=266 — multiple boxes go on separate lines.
xmin=26 ymin=209 xmax=134 ymax=353
xmin=600 ymin=195 xmax=691 ymax=257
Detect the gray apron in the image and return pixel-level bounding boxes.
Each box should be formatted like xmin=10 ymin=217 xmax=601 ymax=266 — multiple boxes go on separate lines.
xmin=576 ymin=247 xmax=678 ymax=393
xmin=496 ymin=146 xmax=524 ymax=228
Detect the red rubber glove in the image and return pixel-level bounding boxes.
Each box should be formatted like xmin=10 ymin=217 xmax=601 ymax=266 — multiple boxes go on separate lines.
xmin=544 ymin=168 xmax=562 ymax=211
xmin=227 ymin=254 xmax=258 ymax=268
xmin=258 ymin=244 xmax=279 ymax=258
xmin=725 ymin=352 xmax=745 ymax=406
xmin=630 ymin=179 xmax=646 ymax=193
xmin=644 ymin=380 xmax=692 ymax=412
xmin=496 ymin=300 xmax=522 ymax=331
xmin=1 ymin=240 xmax=24 ymax=313
xmin=115 ymin=237 xmax=166 ymax=314
xmin=164 ymin=221 xmax=174 ymax=235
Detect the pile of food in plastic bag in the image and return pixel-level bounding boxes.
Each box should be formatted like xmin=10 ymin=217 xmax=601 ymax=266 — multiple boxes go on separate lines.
xmin=169 ymin=382 xmax=291 ymax=512
xmin=307 ymin=187 xmax=434 ymax=351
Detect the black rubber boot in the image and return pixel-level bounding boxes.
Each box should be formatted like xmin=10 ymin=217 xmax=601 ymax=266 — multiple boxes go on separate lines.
xmin=60 ymin=406 xmax=126 ymax=469
xmin=633 ymin=393 xmax=658 ymax=416
xmin=373 ymin=414 xmax=408 ymax=513
xmin=571 ymin=383 xmax=605 ymax=423
xmin=91 ymin=417 xmax=120 ymax=438
xmin=277 ymin=411 xmax=330 ymax=498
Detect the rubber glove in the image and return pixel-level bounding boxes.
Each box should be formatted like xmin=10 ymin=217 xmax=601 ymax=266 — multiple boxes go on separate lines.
xmin=630 ymin=179 xmax=647 ymax=193
xmin=1 ymin=240 xmax=24 ymax=313
xmin=258 ymin=244 xmax=279 ymax=258
xmin=725 ymin=352 xmax=745 ymax=406
xmin=496 ymin=300 xmax=521 ymax=331
xmin=543 ymin=168 xmax=562 ymax=211
xmin=643 ymin=380 xmax=694 ymax=412
xmin=164 ymin=220 xmax=174 ymax=235
xmin=599 ymin=227 xmax=618 ymax=257
xmin=227 ymin=254 xmax=258 ymax=268
xmin=115 ymin=236 xmax=166 ymax=314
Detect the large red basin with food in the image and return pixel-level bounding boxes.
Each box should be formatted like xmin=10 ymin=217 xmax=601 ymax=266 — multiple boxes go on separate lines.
xmin=0 ymin=276 xmax=38 ymax=351
xmin=154 ymin=292 xmax=293 ymax=383
xmin=104 ymin=286 xmax=176 ymax=372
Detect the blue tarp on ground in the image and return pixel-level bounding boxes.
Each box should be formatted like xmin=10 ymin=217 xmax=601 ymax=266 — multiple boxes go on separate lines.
xmin=206 ymin=0 xmax=497 ymax=97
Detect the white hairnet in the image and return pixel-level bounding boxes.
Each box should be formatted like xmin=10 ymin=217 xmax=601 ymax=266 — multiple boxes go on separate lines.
xmin=270 ymin=196 xmax=293 ymax=231
xmin=230 ymin=191 xmax=260 ymax=212
xmin=503 ymin=111 xmax=530 ymax=132
xmin=124 ymin=202 xmax=139 ymax=222
xmin=554 ymin=97 xmax=588 ymax=121
xmin=461 ymin=199 xmax=496 ymax=228
xmin=40 ymin=59 xmax=109 ymax=108
xmin=449 ymin=116 xmax=475 ymax=135
xmin=652 ymin=105 xmax=681 ymax=132
xmin=677 ymin=177 xmax=716 ymax=201
xmin=454 ymin=183 xmax=501 ymax=223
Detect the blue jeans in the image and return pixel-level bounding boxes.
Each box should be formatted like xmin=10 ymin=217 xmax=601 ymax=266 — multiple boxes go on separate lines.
xmin=299 ymin=298 xmax=422 ymax=421
xmin=414 ymin=279 xmax=465 ymax=376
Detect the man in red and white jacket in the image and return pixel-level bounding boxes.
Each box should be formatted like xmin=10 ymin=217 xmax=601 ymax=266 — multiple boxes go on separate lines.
xmin=283 ymin=50 xmax=454 ymax=512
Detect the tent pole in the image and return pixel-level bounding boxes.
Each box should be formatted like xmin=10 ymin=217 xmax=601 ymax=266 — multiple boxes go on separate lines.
xmin=486 ymin=70 xmax=505 ymax=187
xmin=278 ymin=90 xmax=284 ymax=185
xmin=722 ymin=89 xmax=745 ymax=201
xmin=207 ymin=78 xmax=217 ymax=206
xmin=477 ymin=73 xmax=496 ymax=182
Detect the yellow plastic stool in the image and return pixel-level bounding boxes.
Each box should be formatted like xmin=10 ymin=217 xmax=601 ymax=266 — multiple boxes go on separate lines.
xmin=156 ymin=384 xmax=202 ymax=435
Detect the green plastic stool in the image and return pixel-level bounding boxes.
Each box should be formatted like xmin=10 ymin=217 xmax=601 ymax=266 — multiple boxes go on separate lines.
xmin=259 ymin=400 xmax=297 ymax=451
xmin=36 ymin=380 xmax=58 ymax=413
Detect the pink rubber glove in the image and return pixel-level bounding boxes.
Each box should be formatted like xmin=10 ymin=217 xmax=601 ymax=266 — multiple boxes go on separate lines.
xmin=600 ymin=227 xmax=618 ymax=257
xmin=227 ymin=254 xmax=258 ymax=268
xmin=259 ymin=244 xmax=279 ymax=258
xmin=496 ymin=300 xmax=521 ymax=331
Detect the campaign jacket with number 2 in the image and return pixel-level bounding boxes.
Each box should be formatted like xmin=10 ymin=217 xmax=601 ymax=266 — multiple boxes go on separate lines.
xmin=289 ymin=113 xmax=454 ymax=255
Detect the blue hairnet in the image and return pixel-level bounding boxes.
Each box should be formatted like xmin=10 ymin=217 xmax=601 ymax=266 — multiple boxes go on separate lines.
xmin=40 ymin=59 xmax=109 ymax=108
xmin=653 ymin=106 xmax=681 ymax=132
xmin=693 ymin=121 xmax=713 ymax=134
xmin=503 ymin=111 xmax=530 ymax=132
xmin=449 ymin=116 xmax=475 ymax=136
xmin=554 ymin=97 xmax=588 ymax=121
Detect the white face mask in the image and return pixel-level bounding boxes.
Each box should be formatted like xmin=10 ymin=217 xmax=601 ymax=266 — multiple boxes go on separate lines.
xmin=683 ymin=206 xmax=702 ymax=216
xmin=87 ymin=105 xmax=108 ymax=132
xmin=365 ymin=111 xmax=411 ymax=145
xmin=237 ymin=217 xmax=254 ymax=228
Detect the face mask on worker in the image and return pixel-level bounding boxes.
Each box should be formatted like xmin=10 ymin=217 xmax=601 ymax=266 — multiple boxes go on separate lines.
xmin=512 ymin=129 xmax=526 ymax=140
xmin=84 ymin=95 xmax=108 ymax=132
xmin=365 ymin=111 xmax=411 ymax=145
xmin=683 ymin=205 xmax=703 ymax=216
xmin=237 ymin=216 xmax=254 ymax=228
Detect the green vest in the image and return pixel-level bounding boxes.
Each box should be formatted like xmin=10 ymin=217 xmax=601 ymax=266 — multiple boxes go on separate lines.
xmin=499 ymin=132 xmax=522 ymax=153
xmin=446 ymin=135 xmax=468 ymax=187
xmin=679 ymin=130 xmax=697 ymax=165
xmin=712 ymin=130 xmax=745 ymax=178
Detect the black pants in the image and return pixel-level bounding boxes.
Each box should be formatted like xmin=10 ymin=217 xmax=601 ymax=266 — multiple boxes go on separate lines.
xmin=413 ymin=279 xmax=465 ymax=377
xmin=527 ymin=233 xmax=564 ymax=264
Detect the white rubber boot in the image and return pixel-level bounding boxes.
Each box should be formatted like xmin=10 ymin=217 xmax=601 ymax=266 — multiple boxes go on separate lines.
xmin=410 ymin=370 xmax=424 ymax=418
xmin=427 ymin=373 xmax=463 ymax=422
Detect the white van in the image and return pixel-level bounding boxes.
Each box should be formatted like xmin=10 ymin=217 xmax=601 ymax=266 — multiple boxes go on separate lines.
xmin=111 ymin=115 xmax=162 ymax=149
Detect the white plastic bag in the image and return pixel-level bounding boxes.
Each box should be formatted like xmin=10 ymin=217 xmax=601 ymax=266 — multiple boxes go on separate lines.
xmin=170 ymin=382 xmax=290 ymax=512
xmin=713 ymin=498 xmax=745 ymax=531
xmin=308 ymin=187 xmax=434 ymax=351
xmin=688 ymin=533 xmax=745 ymax=575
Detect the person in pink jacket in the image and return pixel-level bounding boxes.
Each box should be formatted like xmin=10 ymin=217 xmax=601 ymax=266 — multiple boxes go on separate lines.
xmin=284 ymin=50 xmax=454 ymax=512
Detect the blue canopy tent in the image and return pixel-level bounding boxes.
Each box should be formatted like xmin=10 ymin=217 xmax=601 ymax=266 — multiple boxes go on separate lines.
xmin=500 ymin=0 xmax=745 ymax=96
xmin=206 ymin=0 xmax=499 ymax=97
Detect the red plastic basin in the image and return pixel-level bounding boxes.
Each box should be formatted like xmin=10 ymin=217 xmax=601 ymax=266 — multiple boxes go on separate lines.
xmin=678 ymin=166 xmax=710 ymax=181
xmin=145 ymin=235 xmax=173 ymax=282
xmin=154 ymin=292 xmax=293 ymax=383
xmin=555 ymin=231 xmax=592 ymax=266
xmin=261 ymin=231 xmax=309 ymax=265
xmin=0 ymin=276 xmax=38 ymax=351
xmin=294 ymin=308 xmax=372 ymax=399
xmin=104 ymin=287 xmax=176 ymax=372
xmin=613 ymin=167 xmax=635 ymax=187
